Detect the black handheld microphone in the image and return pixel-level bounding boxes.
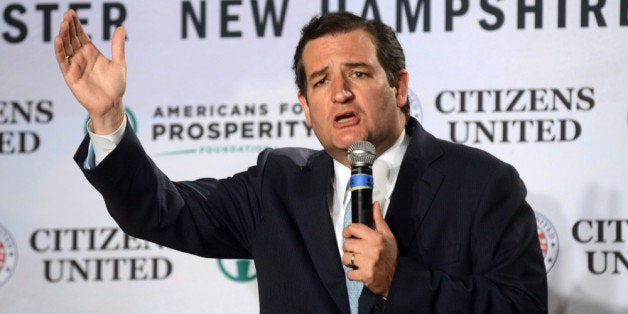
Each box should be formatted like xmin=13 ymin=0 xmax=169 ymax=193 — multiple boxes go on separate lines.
xmin=347 ymin=141 xmax=376 ymax=229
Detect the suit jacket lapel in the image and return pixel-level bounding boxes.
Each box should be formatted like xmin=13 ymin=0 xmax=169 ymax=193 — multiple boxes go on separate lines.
xmin=386 ymin=119 xmax=445 ymax=254
xmin=291 ymin=151 xmax=349 ymax=313
xmin=286 ymin=118 xmax=444 ymax=312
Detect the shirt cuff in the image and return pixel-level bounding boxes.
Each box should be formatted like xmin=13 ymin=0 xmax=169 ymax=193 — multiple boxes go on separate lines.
xmin=86 ymin=115 xmax=127 ymax=166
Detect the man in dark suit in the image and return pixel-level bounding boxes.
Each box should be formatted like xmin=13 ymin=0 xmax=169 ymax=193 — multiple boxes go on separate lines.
xmin=56 ymin=10 xmax=547 ymax=313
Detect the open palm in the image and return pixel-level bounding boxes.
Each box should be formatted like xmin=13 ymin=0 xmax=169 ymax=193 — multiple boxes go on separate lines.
xmin=54 ymin=10 xmax=126 ymax=134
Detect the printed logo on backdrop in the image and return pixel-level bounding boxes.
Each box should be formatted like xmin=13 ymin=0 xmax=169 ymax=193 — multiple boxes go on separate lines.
xmin=3 ymin=1 xmax=628 ymax=45
xmin=148 ymin=90 xmax=420 ymax=157
xmin=572 ymin=218 xmax=628 ymax=275
xmin=0 ymin=99 xmax=53 ymax=154
xmin=534 ymin=211 xmax=558 ymax=273
xmin=84 ymin=107 xmax=138 ymax=134
xmin=29 ymin=227 xmax=173 ymax=283
xmin=435 ymin=87 xmax=595 ymax=145
xmin=179 ymin=1 xmax=628 ymax=40
xmin=0 ymin=222 xmax=18 ymax=287
xmin=218 ymin=259 xmax=256 ymax=283
xmin=150 ymin=102 xmax=314 ymax=157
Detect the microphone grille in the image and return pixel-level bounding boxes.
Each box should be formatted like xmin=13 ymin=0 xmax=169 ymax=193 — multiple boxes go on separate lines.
xmin=347 ymin=141 xmax=376 ymax=166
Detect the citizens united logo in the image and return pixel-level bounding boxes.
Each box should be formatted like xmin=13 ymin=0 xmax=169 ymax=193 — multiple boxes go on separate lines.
xmin=218 ymin=259 xmax=256 ymax=283
xmin=535 ymin=211 xmax=559 ymax=273
xmin=0 ymin=222 xmax=18 ymax=287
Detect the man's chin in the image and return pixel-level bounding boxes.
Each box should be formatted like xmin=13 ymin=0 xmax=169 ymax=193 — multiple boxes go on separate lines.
xmin=334 ymin=136 xmax=367 ymax=151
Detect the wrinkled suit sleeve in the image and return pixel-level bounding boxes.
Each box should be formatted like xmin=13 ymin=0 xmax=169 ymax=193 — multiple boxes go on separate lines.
xmin=73 ymin=120 xmax=268 ymax=259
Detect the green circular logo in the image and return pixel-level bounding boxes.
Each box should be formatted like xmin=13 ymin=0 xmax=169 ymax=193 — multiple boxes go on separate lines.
xmin=217 ymin=259 xmax=257 ymax=282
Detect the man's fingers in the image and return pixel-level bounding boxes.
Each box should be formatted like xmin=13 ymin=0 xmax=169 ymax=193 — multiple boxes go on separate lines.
xmin=68 ymin=10 xmax=91 ymax=48
xmin=59 ymin=20 xmax=74 ymax=57
xmin=342 ymin=202 xmax=398 ymax=296
xmin=67 ymin=11 xmax=81 ymax=51
xmin=58 ymin=10 xmax=93 ymax=60
xmin=346 ymin=268 xmax=360 ymax=281
xmin=342 ymin=223 xmax=370 ymax=240
xmin=111 ymin=26 xmax=126 ymax=65
xmin=372 ymin=201 xmax=383 ymax=224
xmin=342 ymin=252 xmax=358 ymax=268
xmin=372 ymin=202 xmax=393 ymax=237
xmin=74 ymin=11 xmax=91 ymax=45
xmin=54 ymin=36 xmax=70 ymax=72
xmin=344 ymin=202 xmax=391 ymax=239
xmin=342 ymin=237 xmax=361 ymax=256
xmin=54 ymin=15 xmax=74 ymax=72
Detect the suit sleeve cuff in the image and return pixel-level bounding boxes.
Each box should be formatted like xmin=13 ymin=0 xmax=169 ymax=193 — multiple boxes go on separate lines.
xmin=86 ymin=115 xmax=127 ymax=166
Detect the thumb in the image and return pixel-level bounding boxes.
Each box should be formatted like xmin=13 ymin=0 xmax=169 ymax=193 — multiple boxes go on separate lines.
xmin=372 ymin=202 xmax=392 ymax=235
xmin=111 ymin=26 xmax=126 ymax=65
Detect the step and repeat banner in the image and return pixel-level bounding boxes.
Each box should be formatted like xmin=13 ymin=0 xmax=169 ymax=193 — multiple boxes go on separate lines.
xmin=1 ymin=1 xmax=627 ymax=313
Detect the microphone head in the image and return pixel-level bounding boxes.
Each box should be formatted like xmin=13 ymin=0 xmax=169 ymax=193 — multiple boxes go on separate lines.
xmin=347 ymin=141 xmax=376 ymax=167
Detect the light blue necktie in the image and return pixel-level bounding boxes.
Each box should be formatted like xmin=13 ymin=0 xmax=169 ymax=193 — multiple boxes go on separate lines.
xmin=343 ymin=201 xmax=363 ymax=314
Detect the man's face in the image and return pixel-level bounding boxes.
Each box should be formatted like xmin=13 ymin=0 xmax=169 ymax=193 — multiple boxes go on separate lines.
xmin=298 ymin=29 xmax=408 ymax=166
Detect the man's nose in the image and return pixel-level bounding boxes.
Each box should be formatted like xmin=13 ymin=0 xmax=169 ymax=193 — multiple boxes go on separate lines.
xmin=332 ymin=79 xmax=354 ymax=104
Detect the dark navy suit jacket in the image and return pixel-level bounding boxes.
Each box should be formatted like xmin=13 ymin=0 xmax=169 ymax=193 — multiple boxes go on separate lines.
xmin=74 ymin=118 xmax=547 ymax=313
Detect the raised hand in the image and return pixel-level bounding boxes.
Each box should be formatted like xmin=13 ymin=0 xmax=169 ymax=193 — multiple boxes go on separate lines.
xmin=54 ymin=10 xmax=127 ymax=134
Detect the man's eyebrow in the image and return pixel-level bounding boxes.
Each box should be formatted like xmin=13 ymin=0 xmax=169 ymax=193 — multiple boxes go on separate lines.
xmin=308 ymin=66 xmax=329 ymax=81
xmin=307 ymin=62 xmax=373 ymax=82
xmin=343 ymin=62 xmax=371 ymax=69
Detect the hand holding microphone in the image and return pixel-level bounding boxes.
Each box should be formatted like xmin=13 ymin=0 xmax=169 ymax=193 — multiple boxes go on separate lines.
xmin=343 ymin=141 xmax=399 ymax=296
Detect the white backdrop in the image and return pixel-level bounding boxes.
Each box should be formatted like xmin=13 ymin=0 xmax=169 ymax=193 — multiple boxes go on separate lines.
xmin=1 ymin=1 xmax=627 ymax=313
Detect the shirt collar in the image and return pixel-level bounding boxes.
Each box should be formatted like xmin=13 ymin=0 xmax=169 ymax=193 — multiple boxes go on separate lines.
xmin=332 ymin=129 xmax=410 ymax=206
xmin=377 ymin=128 xmax=409 ymax=175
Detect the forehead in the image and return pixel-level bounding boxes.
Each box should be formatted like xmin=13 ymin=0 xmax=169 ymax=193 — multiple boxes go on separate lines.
xmin=301 ymin=29 xmax=379 ymax=73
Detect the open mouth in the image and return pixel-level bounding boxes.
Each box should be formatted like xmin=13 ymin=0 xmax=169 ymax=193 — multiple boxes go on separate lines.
xmin=335 ymin=112 xmax=356 ymax=124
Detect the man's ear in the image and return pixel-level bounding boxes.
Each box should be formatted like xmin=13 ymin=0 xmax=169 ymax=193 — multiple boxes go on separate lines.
xmin=394 ymin=71 xmax=410 ymax=109
xmin=298 ymin=91 xmax=312 ymax=126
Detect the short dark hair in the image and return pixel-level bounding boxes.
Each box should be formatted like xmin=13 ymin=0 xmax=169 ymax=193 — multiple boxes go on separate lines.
xmin=292 ymin=12 xmax=409 ymax=116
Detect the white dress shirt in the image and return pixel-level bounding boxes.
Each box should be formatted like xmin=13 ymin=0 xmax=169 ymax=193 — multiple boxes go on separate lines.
xmin=84 ymin=116 xmax=127 ymax=168
xmin=330 ymin=131 xmax=409 ymax=258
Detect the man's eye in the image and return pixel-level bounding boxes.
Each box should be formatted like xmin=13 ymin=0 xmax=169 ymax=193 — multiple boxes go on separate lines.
xmin=352 ymin=72 xmax=365 ymax=78
xmin=314 ymin=78 xmax=328 ymax=87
